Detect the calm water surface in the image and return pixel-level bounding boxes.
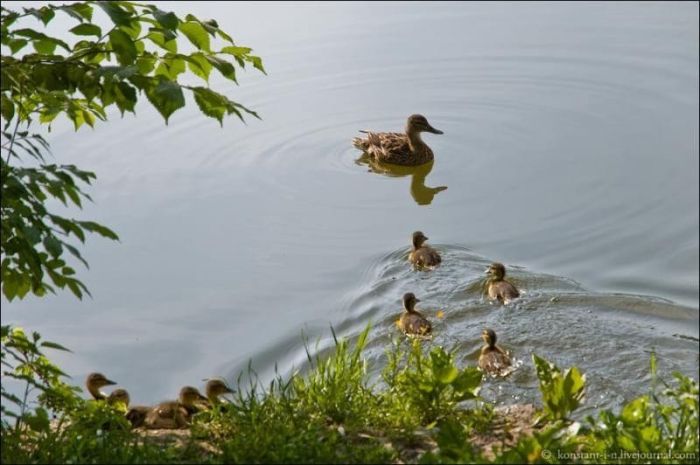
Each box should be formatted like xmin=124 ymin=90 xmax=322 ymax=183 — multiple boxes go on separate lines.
xmin=3 ymin=2 xmax=698 ymax=411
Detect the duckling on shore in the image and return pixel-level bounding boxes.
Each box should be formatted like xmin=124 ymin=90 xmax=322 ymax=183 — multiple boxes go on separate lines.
xmin=205 ymin=378 xmax=234 ymax=406
xmin=353 ymin=114 xmax=443 ymax=166
xmin=408 ymin=231 xmax=442 ymax=268
xmin=485 ymin=262 xmax=520 ymax=304
xmin=397 ymin=292 xmax=432 ymax=337
xmin=478 ymin=328 xmax=512 ymax=377
xmin=144 ymin=386 xmax=208 ymax=429
xmin=85 ymin=372 xmax=116 ymax=401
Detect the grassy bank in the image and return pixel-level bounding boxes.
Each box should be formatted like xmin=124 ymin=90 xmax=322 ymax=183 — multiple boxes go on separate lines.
xmin=1 ymin=325 xmax=698 ymax=464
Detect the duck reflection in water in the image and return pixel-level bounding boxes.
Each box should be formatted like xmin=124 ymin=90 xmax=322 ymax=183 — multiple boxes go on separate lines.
xmin=355 ymin=155 xmax=448 ymax=205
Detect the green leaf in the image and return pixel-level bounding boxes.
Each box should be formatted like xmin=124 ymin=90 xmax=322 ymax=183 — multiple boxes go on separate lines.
xmin=7 ymin=38 xmax=29 ymax=54
xmin=145 ymin=80 xmax=185 ymax=123
xmin=248 ymin=55 xmax=266 ymax=74
xmin=40 ymin=341 xmax=72 ymax=352
xmin=69 ymin=24 xmax=102 ymax=37
xmin=155 ymin=57 xmax=186 ymax=81
xmin=146 ymin=30 xmax=177 ymax=53
xmin=1 ymin=93 xmax=14 ymax=122
xmin=78 ymin=221 xmax=119 ymax=240
xmin=58 ymin=4 xmax=93 ymax=22
xmin=109 ymin=29 xmax=138 ymax=66
xmin=13 ymin=29 xmax=70 ymax=52
xmin=206 ymin=55 xmax=236 ymax=82
xmin=192 ymin=87 xmax=228 ymax=125
xmin=97 ymin=2 xmax=132 ymax=27
xmin=221 ymin=45 xmax=252 ymax=57
xmin=186 ymin=52 xmax=212 ymax=82
xmin=153 ymin=8 xmax=179 ymax=30
xmin=24 ymin=6 xmax=55 ymax=26
xmin=43 ymin=236 xmax=63 ymax=257
xmin=179 ymin=21 xmax=211 ymax=52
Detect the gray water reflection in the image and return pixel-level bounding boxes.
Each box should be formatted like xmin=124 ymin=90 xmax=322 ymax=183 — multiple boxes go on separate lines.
xmin=2 ymin=2 xmax=698 ymax=409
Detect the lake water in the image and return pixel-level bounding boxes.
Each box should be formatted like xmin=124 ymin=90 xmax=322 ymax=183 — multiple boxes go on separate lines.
xmin=3 ymin=1 xmax=698 ymax=413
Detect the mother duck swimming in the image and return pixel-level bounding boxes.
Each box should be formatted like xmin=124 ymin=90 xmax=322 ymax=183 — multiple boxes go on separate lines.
xmin=353 ymin=114 xmax=443 ymax=166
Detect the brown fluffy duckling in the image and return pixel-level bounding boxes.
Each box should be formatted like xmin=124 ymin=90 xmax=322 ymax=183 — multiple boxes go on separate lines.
xmin=105 ymin=388 xmax=154 ymax=428
xmin=397 ymin=292 xmax=432 ymax=337
xmin=353 ymin=114 xmax=443 ymax=166
xmin=144 ymin=386 xmax=208 ymax=429
xmin=107 ymin=388 xmax=130 ymax=407
xmin=85 ymin=372 xmax=117 ymax=400
xmin=478 ymin=328 xmax=512 ymax=376
xmin=485 ymin=262 xmax=520 ymax=303
xmin=408 ymin=231 xmax=442 ymax=268
xmin=205 ymin=378 xmax=235 ymax=405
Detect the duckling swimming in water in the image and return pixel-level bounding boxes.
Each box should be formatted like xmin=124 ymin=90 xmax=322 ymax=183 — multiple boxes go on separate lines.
xmin=353 ymin=114 xmax=443 ymax=166
xmin=408 ymin=231 xmax=442 ymax=268
xmin=397 ymin=292 xmax=432 ymax=337
xmin=144 ymin=386 xmax=208 ymax=429
xmin=478 ymin=328 xmax=512 ymax=377
xmin=85 ymin=372 xmax=116 ymax=400
xmin=485 ymin=262 xmax=520 ymax=304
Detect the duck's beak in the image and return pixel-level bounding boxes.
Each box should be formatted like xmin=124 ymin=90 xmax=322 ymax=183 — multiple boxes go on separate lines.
xmin=425 ymin=125 xmax=443 ymax=135
xmin=198 ymin=392 xmax=208 ymax=401
xmin=415 ymin=298 xmax=421 ymax=303
xmin=104 ymin=378 xmax=117 ymax=386
xmin=484 ymin=268 xmax=492 ymax=275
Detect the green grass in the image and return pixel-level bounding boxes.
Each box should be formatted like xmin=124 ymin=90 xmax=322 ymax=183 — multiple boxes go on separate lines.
xmin=1 ymin=325 xmax=698 ymax=464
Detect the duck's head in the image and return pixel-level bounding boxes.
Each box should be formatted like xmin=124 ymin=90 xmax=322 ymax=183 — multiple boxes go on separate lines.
xmin=205 ymin=378 xmax=234 ymax=403
xmin=86 ymin=372 xmax=116 ymax=393
xmin=107 ymin=388 xmax=130 ymax=407
xmin=403 ymin=292 xmax=420 ymax=312
xmin=412 ymin=231 xmax=429 ymax=249
xmin=406 ymin=114 xmax=443 ymax=135
xmin=481 ymin=328 xmax=497 ymax=348
xmin=179 ymin=386 xmax=208 ymax=406
xmin=486 ymin=262 xmax=507 ymax=280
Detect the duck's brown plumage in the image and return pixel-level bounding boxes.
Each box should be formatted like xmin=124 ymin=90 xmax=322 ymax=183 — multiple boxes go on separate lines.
xmin=478 ymin=329 xmax=512 ymax=376
xmin=408 ymin=231 xmax=441 ymax=268
xmin=486 ymin=262 xmax=520 ymax=303
xmin=398 ymin=292 xmax=432 ymax=337
xmin=353 ymin=114 xmax=443 ymax=166
xmin=85 ymin=372 xmax=116 ymax=401
xmin=144 ymin=386 xmax=208 ymax=430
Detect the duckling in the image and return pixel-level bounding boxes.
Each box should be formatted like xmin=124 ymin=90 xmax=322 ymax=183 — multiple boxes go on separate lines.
xmin=107 ymin=388 xmax=130 ymax=407
xmin=105 ymin=388 xmax=151 ymax=428
xmin=85 ymin=372 xmax=116 ymax=400
xmin=144 ymin=386 xmax=208 ymax=429
xmin=478 ymin=328 xmax=512 ymax=376
xmin=353 ymin=114 xmax=443 ymax=166
xmin=397 ymin=292 xmax=432 ymax=337
xmin=485 ymin=262 xmax=520 ymax=303
xmin=408 ymin=231 xmax=442 ymax=268
xmin=205 ymin=378 xmax=235 ymax=406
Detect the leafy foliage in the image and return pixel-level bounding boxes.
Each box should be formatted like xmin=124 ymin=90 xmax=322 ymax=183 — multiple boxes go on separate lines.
xmin=0 ymin=325 xmax=80 ymax=427
xmin=383 ymin=339 xmax=482 ymax=424
xmin=1 ymin=1 xmax=265 ymax=302
xmin=532 ymin=353 xmax=586 ymax=422
xmin=1 ymin=1 xmax=265 ymax=129
xmin=1 ymin=326 xmax=698 ymax=464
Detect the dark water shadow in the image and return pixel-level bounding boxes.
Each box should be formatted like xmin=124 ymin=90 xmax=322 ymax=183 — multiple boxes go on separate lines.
xmin=355 ymin=154 xmax=448 ymax=205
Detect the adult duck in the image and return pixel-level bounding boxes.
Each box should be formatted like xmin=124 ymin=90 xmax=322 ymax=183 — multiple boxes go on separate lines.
xmin=353 ymin=114 xmax=443 ymax=166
